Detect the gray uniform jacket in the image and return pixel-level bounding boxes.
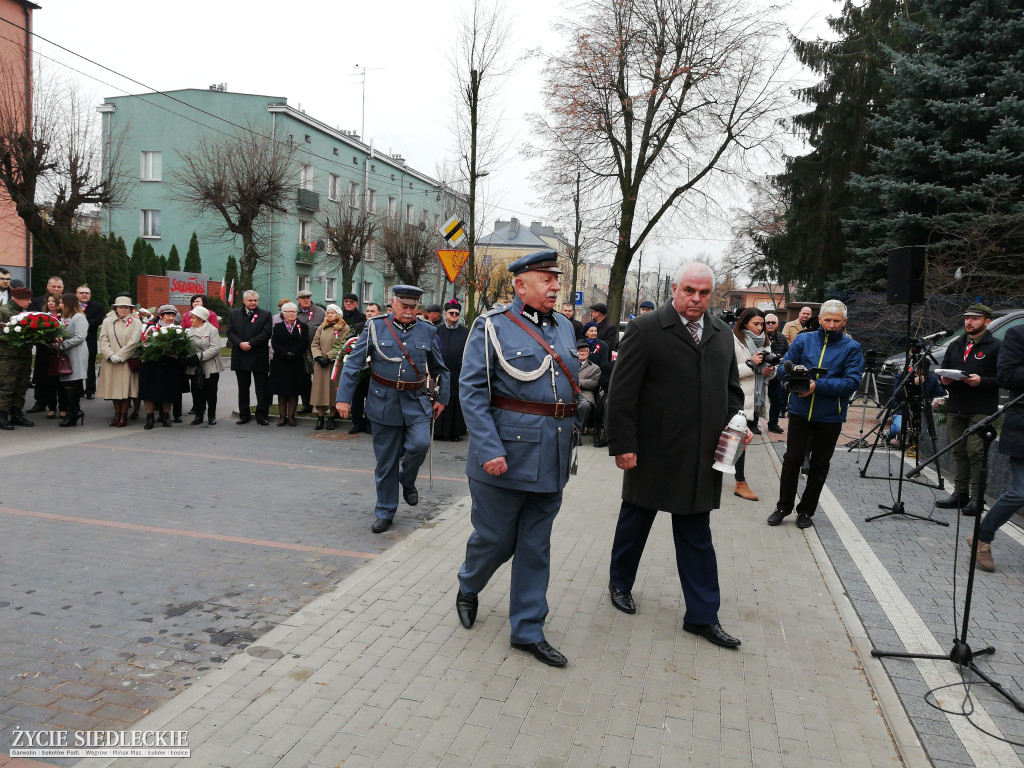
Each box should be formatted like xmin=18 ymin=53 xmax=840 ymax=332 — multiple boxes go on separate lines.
xmin=460 ymin=296 xmax=581 ymax=493
xmin=336 ymin=316 xmax=449 ymax=427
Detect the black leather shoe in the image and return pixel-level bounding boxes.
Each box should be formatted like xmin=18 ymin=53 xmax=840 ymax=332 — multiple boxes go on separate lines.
xmin=191 ymin=416 xmax=205 ymax=425
xmin=9 ymin=410 xmax=33 ymax=427
xmin=348 ymin=423 xmax=362 ymax=434
xmin=403 ymin=485 xmax=419 ymax=506
xmin=511 ymin=640 xmax=568 ymax=667
xmin=456 ymin=590 xmax=478 ymax=628
xmin=85 ymin=393 xmax=95 ymax=400
xmin=796 ymin=513 xmax=814 ymax=529
xmin=935 ymin=492 xmax=969 ymax=509
xmin=256 ymin=417 xmax=270 ymax=426
xmin=609 ymin=584 xmax=636 ymax=614
xmin=236 ymin=417 xmax=251 ymax=425
xmin=961 ymin=498 xmax=980 ymax=516
xmin=767 ymin=424 xmax=784 ymax=434
xmin=683 ymin=622 xmax=741 ymax=648
xmin=371 ymin=518 xmax=392 ymax=534
xmin=766 ymin=509 xmax=790 ymax=526
xmin=26 ymin=402 xmax=45 ymax=414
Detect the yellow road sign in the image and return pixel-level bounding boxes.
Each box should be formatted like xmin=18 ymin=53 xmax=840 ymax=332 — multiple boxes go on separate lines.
xmin=437 ymin=249 xmax=470 ymax=282
xmin=439 ymin=216 xmax=467 ymax=247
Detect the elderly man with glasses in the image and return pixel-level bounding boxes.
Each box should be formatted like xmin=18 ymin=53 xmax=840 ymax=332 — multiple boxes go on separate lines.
xmin=763 ymin=313 xmax=790 ymax=433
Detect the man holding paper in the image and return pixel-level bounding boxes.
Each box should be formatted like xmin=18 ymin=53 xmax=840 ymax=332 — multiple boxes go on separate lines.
xmin=937 ymin=304 xmax=1001 ymax=514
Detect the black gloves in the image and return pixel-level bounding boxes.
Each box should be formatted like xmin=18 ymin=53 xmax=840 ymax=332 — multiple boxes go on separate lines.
xmin=316 ymin=356 xmax=331 ymax=368
xmin=186 ymin=354 xmax=200 ymax=366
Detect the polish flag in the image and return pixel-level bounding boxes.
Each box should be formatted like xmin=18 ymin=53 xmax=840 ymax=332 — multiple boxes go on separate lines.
xmin=219 ymin=277 xmax=226 ymax=302
xmin=228 ymin=280 xmax=235 ymax=306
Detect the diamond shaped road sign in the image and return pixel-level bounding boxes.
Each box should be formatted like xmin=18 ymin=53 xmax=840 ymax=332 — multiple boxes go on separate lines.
xmin=438 ymin=215 xmax=467 ymax=247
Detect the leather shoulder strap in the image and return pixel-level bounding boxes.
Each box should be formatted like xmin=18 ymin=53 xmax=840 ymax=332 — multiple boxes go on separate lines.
xmin=382 ymin=316 xmax=423 ymax=381
xmin=504 ymin=312 xmax=582 ymax=395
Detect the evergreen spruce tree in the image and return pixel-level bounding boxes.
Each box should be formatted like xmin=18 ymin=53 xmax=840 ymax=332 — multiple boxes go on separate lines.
xmin=224 ymin=254 xmax=238 ymax=288
xmin=143 ymin=243 xmax=160 ymax=275
xmin=159 ymin=255 xmax=168 ymax=274
xmin=167 ymin=244 xmax=181 ymax=271
xmin=106 ymin=232 xmax=130 ymax=299
xmin=184 ymin=232 xmax=202 ymax=272
xmin=847 ymin=0 xmax=1024 ymax=292
xmin=768 ymin=0 xmax=920 ymax=297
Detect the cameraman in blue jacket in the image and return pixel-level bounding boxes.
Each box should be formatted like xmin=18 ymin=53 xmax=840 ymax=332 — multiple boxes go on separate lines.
xmin=767 ymin=300 xmax=864 ymax=529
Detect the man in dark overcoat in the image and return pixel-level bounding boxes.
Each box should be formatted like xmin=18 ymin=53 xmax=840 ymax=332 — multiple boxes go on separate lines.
xmin=227 ymin=290 xmax=274 ymax=425
xmin=605 ymin=262 xmax=748 ymax=648
xmin=76 ymin=285 xmax=107 ymax=399
xmin=434 ymin=298 xmax=469 ymax=441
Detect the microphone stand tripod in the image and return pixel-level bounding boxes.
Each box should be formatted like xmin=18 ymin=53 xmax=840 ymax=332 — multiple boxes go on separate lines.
xmin=845 ymin=352 xmax=883 ymax=450
xmin=873 ymin=391 xmax=1024 ymax=712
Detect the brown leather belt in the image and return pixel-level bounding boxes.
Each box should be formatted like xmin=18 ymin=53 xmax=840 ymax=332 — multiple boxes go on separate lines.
xmin=491 ymin=394 xmax=577 ymax=418
xmin=371 ymin=372 xmax=425 ymax=391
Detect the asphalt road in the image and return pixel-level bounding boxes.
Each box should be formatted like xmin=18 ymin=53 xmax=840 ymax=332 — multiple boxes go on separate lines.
xmin=0 ymin=384 xmax=472 ymax=761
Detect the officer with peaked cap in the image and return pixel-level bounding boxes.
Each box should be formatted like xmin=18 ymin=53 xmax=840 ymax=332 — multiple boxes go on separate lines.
xmin=455 ymin=249 xmax=582 ymax=667
xmin=336 ymin=285 xmax=449 ymax=533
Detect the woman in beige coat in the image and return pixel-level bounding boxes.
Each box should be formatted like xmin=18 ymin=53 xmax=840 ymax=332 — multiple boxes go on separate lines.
xmin=309 ymin=305 xmax=350 ymax=430
xmin=97 ymin=296 xmax=142 ymax=426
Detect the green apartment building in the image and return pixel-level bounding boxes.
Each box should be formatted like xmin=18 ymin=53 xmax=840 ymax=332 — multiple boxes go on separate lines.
xmin=100 ymin=87 xmax=453 ymax=309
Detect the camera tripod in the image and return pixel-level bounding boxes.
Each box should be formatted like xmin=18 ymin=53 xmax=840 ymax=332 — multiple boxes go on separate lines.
xmin=845 ymin=351 xmax=882 ymax=449
xmin=874 ymin=393 xmax=1024 ymax=712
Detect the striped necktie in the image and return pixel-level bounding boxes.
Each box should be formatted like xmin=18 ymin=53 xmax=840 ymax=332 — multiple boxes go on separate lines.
xmin=687 ymin=321 xmax=701 ymax=345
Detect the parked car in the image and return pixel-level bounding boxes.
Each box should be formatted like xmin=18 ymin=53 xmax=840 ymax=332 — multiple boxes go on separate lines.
xmin=874 ymin=308 xmax=1024 ymax=405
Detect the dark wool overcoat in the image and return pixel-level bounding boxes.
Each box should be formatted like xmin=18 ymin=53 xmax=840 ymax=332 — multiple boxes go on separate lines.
xmin=606 ymin=301 xmax=743 ymax=515
xmin=998 ymin=325 xmax=1024 ymax=459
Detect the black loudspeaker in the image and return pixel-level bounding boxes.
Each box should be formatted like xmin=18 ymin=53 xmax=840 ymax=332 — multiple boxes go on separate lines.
xmin=887 ymin=246 xmax=926 ymax=305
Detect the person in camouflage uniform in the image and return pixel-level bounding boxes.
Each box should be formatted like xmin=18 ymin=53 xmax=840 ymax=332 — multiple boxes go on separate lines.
xmin=0 ymin=287 xmax=37 ymax=430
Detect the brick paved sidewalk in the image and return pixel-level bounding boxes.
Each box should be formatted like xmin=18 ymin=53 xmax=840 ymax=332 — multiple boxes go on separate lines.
xmin=75 ymin=434 xmax=928 ymax=768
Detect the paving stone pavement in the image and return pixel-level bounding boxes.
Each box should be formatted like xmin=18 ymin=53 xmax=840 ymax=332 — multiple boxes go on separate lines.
xmin=67 ymin=427 xmax=931 ymax=768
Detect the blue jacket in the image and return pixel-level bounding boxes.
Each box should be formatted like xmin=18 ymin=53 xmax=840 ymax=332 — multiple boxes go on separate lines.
xmin=336 ymin=316 xmax=449 ymax=427
xmin=460 ymin=297 xmax=581 ymax=493
xmin=783 ymin=328 xmax=864 ymax=423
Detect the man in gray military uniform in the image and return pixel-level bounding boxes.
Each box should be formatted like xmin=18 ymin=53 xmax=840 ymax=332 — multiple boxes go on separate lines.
xmin=336 ymin=285 xmax=449 ymax=533
xmin=455 ymin=249 xmax=582 ymax=667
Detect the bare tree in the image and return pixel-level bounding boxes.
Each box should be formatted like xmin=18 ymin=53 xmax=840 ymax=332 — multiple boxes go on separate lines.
xmin=0 ymin=61 xmax=127 ymax=283
xmin=536 ymin=0 xmax=790 ymax=325
xmin=722 ymin=176 xmax=790 ymax=305
xmin=172 ymin=126 xmax=296 ymax=292
xmin=316 ymin=199 xmax=378 ymax=296
xmin=379 ymin=218 xmax=437 ymax=287
xmin=450 ymin=0 xmax=513 ymax=324
xmin=473 ymin=255 xmax=514 ymax=310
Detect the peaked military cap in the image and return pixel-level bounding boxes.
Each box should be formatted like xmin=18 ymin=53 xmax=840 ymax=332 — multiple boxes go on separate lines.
xmin=392 ymin=285 xmax=424 ymax=304
xmin=508 ymin=249 xmax=561 ymax=276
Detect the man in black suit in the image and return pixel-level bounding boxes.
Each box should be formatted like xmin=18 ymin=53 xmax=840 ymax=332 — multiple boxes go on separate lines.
xmin=76 ymin=285 xmax=106 ymax=399
xmin=226 ymin=289 xmax=273 ymax=425
xmin=29 ymin=276 xmax=64 ymax=310
xmin=605 ymin=262 xmax=749 ymax=649
xmin=341 ymin=293 xmax=366 ymax=336
xmin=433 ymin=299 xmax=470 ymax=441
xmin=588 ymin=302 xmax=618 ymax=351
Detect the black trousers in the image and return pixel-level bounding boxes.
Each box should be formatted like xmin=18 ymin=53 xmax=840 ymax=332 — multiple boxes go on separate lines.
xmin=235 ymin=370 xmax=270 ymax=419
xmin=85 ymin=337 xmax=98 ymax=395
xmin=776 ymin=414 xmax=843 ymax=516
xmin=609 ymin=502 xmax=720 ymax=625
xmin=350 ymin=374 xmax=371 ymax=428
xmin=768 ymin=378 xmax=787 ymax=425
xmin=192 ymin=373 xmax=220 ymax=417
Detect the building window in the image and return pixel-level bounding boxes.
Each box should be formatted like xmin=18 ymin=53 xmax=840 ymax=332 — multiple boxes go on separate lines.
xmin=388 ymin=197 xmax=397 ymax=219
xmin=325 ymin=277 xmax=337 ymax=302
xmin=361 ymin=281 xmax=374 ymax=304
xmin=352 ymin=156 xmax=358 ymax=165
xmin=140 ymin=151 xmax=161 ymax=181
xmin=329 ymin=174 xmax=341 ymax=201
xmin=333 ymin=148 xmax=339 ymax=156
xmin=299 ymin=220 xmax=312 ymax=244
xmin=406 ymin=204 xmax=415 ymax=224
xmin=141 ymin=209 xmax=161 ymax=238
xmin=367 ymin=189 xmax=377 ymax=213
xmin=349 ymin=181 xmax=360 ymax=209
xmin=300 ymin=163 xmax=314 ymax=190
xmin=297 ymin=275 xmax=312 ymax=294
xmin=364 ymin=240 xmax=376 ymax=263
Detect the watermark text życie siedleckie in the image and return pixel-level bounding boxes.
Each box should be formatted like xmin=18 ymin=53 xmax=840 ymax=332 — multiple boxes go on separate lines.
xmin=9 ymin=727 xmax=189 ymax=758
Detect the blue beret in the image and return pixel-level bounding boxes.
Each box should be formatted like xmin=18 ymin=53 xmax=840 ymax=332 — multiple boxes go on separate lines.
xmin=392 ymin=285 xmax=423 ymax=302
xmin=507 ymin=249 xmax=561 ymax=276
xmin=639 ymin=301 xmax=655 ymax=309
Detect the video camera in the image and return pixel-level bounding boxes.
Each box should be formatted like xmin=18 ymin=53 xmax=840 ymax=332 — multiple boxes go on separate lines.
xmin=745 ymin=350 xmax=783 ymax=371
xmin=784 ymin=360 xmax=827 ymax=393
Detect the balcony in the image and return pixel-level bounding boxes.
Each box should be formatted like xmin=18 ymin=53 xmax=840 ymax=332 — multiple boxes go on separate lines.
xmin=296 ymin=245 xmax=317 ymax=264
xmin=297 ymin=188 xmax=320 ymax=212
